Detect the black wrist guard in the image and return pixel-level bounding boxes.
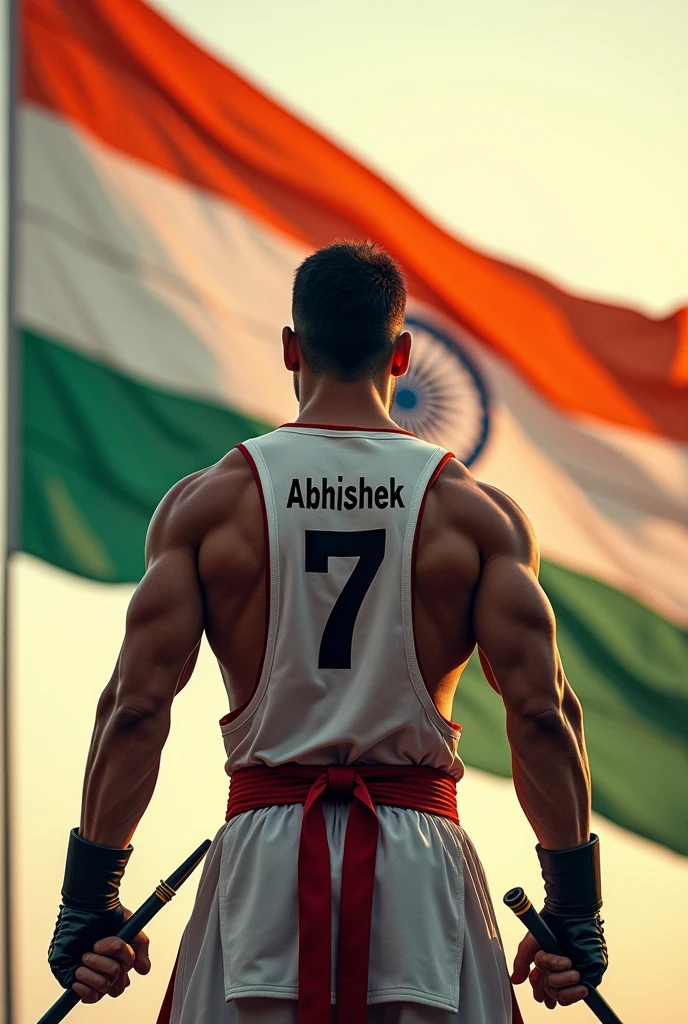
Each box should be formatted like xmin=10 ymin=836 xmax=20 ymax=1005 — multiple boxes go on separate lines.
xmin=537 ymin=833 xmax=602 ymax=916
xmin=536 ymin=833 xmax=608 ymax=988
xmin=48 ymin=828 xmax=133 ymax=988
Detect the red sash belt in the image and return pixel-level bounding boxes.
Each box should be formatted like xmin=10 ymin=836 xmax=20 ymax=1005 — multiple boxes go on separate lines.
xmin=226 ymin=763 xmax=459 ymax=1024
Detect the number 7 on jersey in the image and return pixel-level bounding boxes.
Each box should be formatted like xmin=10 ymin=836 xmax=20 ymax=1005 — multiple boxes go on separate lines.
xmin=305 ymin=529 xmax=386 ymax=669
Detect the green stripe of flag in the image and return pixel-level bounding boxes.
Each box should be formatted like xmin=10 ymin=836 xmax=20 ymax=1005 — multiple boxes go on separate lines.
xmin=458 ymin=562 xmax=688 ymax=855
xmin=22 ymin=327 xmax=269 ymax=581
xmin=21 ymin=327 xmax=688 ymax=854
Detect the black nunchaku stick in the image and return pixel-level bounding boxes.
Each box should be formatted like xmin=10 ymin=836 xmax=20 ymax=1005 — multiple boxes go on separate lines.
xmin=37 ymin=838 xmax=212 ymax=1024
xmin=504 ymin=888 xmax=623 ymax=1024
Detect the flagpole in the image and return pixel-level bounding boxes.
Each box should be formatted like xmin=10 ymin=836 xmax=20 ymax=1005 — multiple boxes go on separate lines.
xmin=2 ymin=0 xmax=20 ymax=1020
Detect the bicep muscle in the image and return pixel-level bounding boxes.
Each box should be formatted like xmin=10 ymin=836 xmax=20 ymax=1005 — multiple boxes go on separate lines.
xmin=116 ymin=547 xmax=204 ymax=714
xmin=472 ymin=496 xmax=562 ymax=716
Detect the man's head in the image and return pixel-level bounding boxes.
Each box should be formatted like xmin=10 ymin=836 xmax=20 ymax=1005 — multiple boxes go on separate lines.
xmin=284 ymin=241 xmax=409 ymax=394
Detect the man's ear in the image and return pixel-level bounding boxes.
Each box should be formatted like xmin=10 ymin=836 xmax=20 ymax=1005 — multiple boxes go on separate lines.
xmin=283 ymin=325 xmax=300 ymax=372
xmin=391 ymin=331 xmax=412 ymax=377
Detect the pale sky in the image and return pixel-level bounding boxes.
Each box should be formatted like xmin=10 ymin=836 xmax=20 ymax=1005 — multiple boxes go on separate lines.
xmin=5 ymin=2 xmax=688 ymax=1023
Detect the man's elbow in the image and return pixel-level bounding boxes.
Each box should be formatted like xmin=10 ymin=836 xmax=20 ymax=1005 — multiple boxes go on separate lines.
xmin=107 ymin=694 xmax=171 ymax=740
xmin=506 ymin=697 xmax=569 ymax=741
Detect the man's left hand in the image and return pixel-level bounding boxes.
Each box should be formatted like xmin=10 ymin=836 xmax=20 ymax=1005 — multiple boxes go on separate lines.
xmin=71 ymin=919 xmax=150 ymax=1004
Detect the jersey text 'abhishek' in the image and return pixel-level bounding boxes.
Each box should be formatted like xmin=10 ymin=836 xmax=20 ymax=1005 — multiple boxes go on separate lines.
xmin=286 ymin=475 xmax=405 ymax=510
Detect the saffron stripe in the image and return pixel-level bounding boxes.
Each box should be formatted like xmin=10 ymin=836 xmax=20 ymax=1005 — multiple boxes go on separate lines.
xmin=22 ymin=0 xmax=687 ymax=437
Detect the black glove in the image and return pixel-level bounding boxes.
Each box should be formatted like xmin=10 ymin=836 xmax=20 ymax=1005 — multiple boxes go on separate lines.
xmin=48 ymin=828 xmax=132 ymax=988
xmin=536 ymin=833 xmax=608 ymax=989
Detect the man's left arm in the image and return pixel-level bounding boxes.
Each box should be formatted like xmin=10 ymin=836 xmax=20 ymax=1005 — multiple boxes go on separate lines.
xmin=48 ymin=477 xmax=205 ymax=999
xmin=80 ymin=491 xmax=204 ymax=846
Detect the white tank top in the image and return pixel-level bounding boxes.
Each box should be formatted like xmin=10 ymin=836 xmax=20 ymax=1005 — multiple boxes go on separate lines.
xmin=220 ymin=423 xmax=464 ymax=780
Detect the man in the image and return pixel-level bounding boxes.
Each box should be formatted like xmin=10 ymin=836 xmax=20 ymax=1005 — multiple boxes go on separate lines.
xmin=49 ymin=241 xmax=607 ymax=1022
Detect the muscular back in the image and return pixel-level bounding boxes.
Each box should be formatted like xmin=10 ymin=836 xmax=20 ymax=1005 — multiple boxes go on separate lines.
xmin=153 ymin=449 xmax=538 ymax=722
xmin=83 ymin=424 xmax=588 ymax=856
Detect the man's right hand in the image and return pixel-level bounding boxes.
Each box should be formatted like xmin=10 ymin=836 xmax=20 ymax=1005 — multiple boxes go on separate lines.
xmin=535 ymin=833 xmax=608 ymax=991
xmin=512 ymin=936 xmax=589 ymax=1009
xmin=539 ymin=906 xmax=608 ymax=988
xmin=512 ymin=832 xmax=608 ymax=1009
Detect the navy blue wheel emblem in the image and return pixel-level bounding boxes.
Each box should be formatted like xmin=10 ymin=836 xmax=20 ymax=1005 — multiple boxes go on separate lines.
xmin=391 ymin=317 xmax=490 ymax=466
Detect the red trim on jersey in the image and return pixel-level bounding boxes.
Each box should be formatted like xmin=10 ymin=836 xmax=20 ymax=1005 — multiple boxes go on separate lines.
xmin=280 ymin=421 xmax=416 ymax=436
xmin=227 ymin=763 xmax=459 ymax=1024
xmin=411 ymin=452 xmax=462 ymax=731
xmin=219 ymin=444 xmax=270 ymax=727
xmin=478 ymin=647 xmax=502 ymax=694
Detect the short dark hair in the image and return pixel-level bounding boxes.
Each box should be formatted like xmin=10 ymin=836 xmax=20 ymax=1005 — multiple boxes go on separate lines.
xmin=292 ymin=240 xmax=406 ymax=381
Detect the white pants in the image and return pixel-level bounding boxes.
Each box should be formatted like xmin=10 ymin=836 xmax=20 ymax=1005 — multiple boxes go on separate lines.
xmin=218 ymin=998 xmax=483 ymax=1022
xmin=166 ymin=815 xmax=514 ymax=1024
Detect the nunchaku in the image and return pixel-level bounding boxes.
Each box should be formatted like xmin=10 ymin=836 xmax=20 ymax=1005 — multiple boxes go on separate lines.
xmin=37 ymin=838 xmax=212 ymax=1024
xmin=504 ymin=887 xmax=623 ymax=1024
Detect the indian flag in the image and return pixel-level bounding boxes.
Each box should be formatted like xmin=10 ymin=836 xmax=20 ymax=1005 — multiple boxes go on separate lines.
xmin=21 ymin=0 xmax=688 ymax=854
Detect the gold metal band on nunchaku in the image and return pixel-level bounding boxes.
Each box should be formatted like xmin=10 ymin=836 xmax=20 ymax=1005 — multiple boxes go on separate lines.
xmin=506 ymin=889 xmax=531 ymax=916
xmin=154 ymin=879 xmax=177 ymax=903
xmin=504 ymin=887 xmax=624 ymax=1024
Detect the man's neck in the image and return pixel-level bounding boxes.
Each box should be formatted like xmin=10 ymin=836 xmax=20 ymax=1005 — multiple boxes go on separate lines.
xmin=295 ymin=377 xmax=398 ymax=430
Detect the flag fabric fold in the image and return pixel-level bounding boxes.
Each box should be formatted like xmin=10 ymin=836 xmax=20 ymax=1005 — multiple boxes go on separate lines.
xmin=20 ymin=0 xmax=688 ymax=854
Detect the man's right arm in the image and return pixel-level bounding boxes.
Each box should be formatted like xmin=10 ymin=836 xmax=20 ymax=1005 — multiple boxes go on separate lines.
xmin=472 ymin=485 xmax=590 ymax=850
xmin=471 ymin=485 xmax=607 ymax=1006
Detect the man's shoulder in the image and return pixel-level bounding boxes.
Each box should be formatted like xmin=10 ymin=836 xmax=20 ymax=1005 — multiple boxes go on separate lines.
xmin=430 ymin=458 xmax=537 ymax=560
xmin=147 ymin=448 xmax=256 ymax=549
xmin=430 ymin=457 xmax=526 ymax=519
